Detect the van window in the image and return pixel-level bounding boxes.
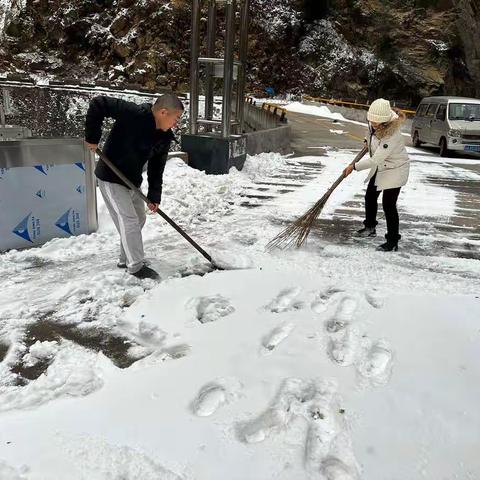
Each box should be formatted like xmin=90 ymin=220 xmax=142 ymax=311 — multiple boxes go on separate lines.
xmin=449 ymin=103 xmax=480 ymax=121
xmin=425 ymin=104 xmax=438 ymax=118
xmin=416 ymin=104 xmax=429 ymax=117
xmin=436 ymin=104 xmax=447 ymax=121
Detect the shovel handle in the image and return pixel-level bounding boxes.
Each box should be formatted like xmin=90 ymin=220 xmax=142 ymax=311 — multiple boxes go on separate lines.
xmin=95 ymin=148 xmax=214 ymax=265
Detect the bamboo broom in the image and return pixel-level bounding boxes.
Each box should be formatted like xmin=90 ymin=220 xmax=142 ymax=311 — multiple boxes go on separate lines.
xmin=267 ymin=145 xmax=369 ymax=250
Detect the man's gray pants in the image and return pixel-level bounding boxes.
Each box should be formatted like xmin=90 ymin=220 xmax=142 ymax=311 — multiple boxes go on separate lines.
xmin=98 ymin=179 xmax=146 ymax=274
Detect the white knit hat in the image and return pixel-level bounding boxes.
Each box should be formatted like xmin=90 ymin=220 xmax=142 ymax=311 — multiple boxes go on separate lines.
xmin=367 ymin=98 xmax=395 ymax=123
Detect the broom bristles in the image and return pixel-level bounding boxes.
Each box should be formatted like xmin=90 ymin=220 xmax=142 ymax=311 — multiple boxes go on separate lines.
xmin=267 ymin=146 xmax=368 ymax=251
xmin=266 ymin=189 xmax=332 ymax=250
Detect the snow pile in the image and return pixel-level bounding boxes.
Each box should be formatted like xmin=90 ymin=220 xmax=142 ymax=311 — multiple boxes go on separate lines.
xmin=0 ymin=345 xmax=105 ymax=412
xmin=285 ymin=101 xmax=347 ymax=121
xmin=158 ymin=158 xmax=245 ymax=229
xmin=241 ymin=151 xmax=290 ymax=181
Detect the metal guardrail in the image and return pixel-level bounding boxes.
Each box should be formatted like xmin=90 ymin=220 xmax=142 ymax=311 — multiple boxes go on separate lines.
xmin=303 ymin=95 xmax=417 ymax=117
xmin=245 ymin=97 xmax=288 ymax=123
xmin=0 ymin=75 xmax=180 ymax=99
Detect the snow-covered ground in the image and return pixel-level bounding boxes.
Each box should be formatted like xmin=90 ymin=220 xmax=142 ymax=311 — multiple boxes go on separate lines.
xmin=0 ymin=148 xmax=479 ymax=480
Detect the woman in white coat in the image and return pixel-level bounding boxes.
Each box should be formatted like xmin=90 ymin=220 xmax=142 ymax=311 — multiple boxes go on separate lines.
xmin=344 ymin=98 xmax=410 ymax=251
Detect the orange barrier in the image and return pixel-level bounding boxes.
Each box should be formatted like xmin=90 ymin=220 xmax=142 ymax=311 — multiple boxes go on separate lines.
xmin=303 ymin=95 xmax=416 ymax=117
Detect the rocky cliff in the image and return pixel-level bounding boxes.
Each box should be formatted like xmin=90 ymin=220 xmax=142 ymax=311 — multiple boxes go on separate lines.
xmin=0 ymin=0 xmax=478 ymax=106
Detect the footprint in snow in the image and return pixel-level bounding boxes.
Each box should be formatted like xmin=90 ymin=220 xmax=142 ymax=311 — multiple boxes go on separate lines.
xmin=325 ymin=297 xmax=358 ymax=333
xmin=188 ymin=295 xmax=235 ymax=324
xmin=322 ymin=456 xmax=359 ymax=480
xmin=304 ymin=391 xmax=339 ymax=470
xmin=192 ymin=384 xmax=227 ymax=417
xmin=357 ymin=339 xmax=393 ymax=386
xmin=327 ymin=327 xmax=360 ymax=367
xmin=240 ymin=378 xmax=359 ymax=475
xmin=240 ymin=378 xmax=309 ymax=443
xmin=365 ymin=289 xmax=385 ymax=309
xmin=311 ymin=287 xmax=344 ymax=314
xmin=266 ymin=287 xmax=304 ymax=313
xmin=191 ymin=377 xmax=242 ymax=417
xmin=261 ymin=323 xmax=295 ymax=354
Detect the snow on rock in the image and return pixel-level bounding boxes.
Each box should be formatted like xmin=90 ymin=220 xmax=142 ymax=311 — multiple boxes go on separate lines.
xmin=0 ymin=0 xmax=26 ymax=38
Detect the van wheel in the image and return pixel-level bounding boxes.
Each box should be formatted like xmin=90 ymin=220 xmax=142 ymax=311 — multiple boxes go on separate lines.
xmin=413 ymin=131 xmax=422 ymax=148
xmin=439 ymin=137 xmax=450 ymax=157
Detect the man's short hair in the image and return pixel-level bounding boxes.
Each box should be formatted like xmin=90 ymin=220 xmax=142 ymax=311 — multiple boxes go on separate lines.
xmin=153 ymin=94 xmax=184 ymax=112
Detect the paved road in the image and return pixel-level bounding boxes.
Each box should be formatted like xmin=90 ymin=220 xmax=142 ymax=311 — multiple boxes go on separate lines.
xmin=247 ymin=109 xmax=480 ymax=260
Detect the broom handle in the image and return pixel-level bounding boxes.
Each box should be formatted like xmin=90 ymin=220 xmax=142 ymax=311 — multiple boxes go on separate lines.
xmin=320 ymin=145 xmax=369 ymax=200
xmin=95 ymin=148 xmax=214 ymax=264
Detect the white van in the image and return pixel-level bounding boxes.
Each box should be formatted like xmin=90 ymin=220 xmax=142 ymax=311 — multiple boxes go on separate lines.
xmin=411 ymin=96 xmax=480 ymax=156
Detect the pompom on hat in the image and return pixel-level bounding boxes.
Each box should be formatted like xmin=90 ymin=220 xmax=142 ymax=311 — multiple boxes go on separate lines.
xmin=367 ymin=98 xmax=396 ymax=123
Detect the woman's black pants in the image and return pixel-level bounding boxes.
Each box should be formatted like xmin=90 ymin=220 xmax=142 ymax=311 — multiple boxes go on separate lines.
xmin=364 ymin=174 xmax=401 ymax=242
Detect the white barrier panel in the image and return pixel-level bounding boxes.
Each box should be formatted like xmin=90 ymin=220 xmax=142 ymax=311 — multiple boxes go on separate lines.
xmin=0 ymin=138 xmax=97 ymax=252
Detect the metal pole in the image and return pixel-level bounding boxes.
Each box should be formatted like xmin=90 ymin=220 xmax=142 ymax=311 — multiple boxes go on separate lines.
xmin=205 ymin=0 xmax=217 ymax=129
xmin=222 ymin=0 xmax=236 ymax=138
xmin=237 ymin=0 xmax=249 ymax=134
xmin=190 ymin=0 xmax=202 ymax=135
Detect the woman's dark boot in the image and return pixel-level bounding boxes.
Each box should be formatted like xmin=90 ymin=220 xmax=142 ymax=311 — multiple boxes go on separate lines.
xmin=355 ymin=227 xmax=376 ymax=237
xmin=378 ymin=241 xmax=398 ymax=252
xmin=378 ymin=234 xmax=400 ymax=252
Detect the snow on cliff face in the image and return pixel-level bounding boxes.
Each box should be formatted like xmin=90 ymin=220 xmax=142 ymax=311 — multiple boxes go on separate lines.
xmin=0 ymin=0 xmax=26 ymax=38
xmin=299 ymin=19 xmax=383 ymax=91
xmin=250 ymin=0 xmax=302 ymax=40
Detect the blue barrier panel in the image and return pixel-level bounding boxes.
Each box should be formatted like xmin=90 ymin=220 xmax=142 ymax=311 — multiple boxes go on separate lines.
xmin=0 ymin=138 xmax=97 ymax=251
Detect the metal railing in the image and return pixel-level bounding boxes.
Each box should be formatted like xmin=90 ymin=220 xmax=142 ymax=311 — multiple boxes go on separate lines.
xmin=303 ymin=95 xmax=416 ymax=117
xmin=244 ymin=97 xmax=288 ymax=128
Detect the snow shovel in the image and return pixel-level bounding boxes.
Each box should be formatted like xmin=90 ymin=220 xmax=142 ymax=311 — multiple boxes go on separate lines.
xmin=95 ymin=148 xmax=222 ymax=270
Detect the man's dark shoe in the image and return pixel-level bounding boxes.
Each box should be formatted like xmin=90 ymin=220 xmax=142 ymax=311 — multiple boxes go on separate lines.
xmin=355 ymin=227 xmax=376 ymax=238
xmin=131 ymin=265 xmax=160 ymax=280
xmin=117 ymin=262 xmax=127 ymax=269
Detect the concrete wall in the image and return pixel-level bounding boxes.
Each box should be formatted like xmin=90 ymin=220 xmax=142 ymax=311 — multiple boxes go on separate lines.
xmin=246 ymin=125 xmax=291 ymax=156
xmin=243 ymin=102 xmax=291 ymax=156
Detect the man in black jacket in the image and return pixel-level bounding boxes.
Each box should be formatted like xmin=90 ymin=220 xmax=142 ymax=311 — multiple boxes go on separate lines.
xmin=84 ymin=94 xmax=184 ymax=279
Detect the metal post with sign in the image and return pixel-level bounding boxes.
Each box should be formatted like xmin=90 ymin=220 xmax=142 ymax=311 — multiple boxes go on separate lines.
xmin=181 ymin=0 xmax=250 ymax=174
